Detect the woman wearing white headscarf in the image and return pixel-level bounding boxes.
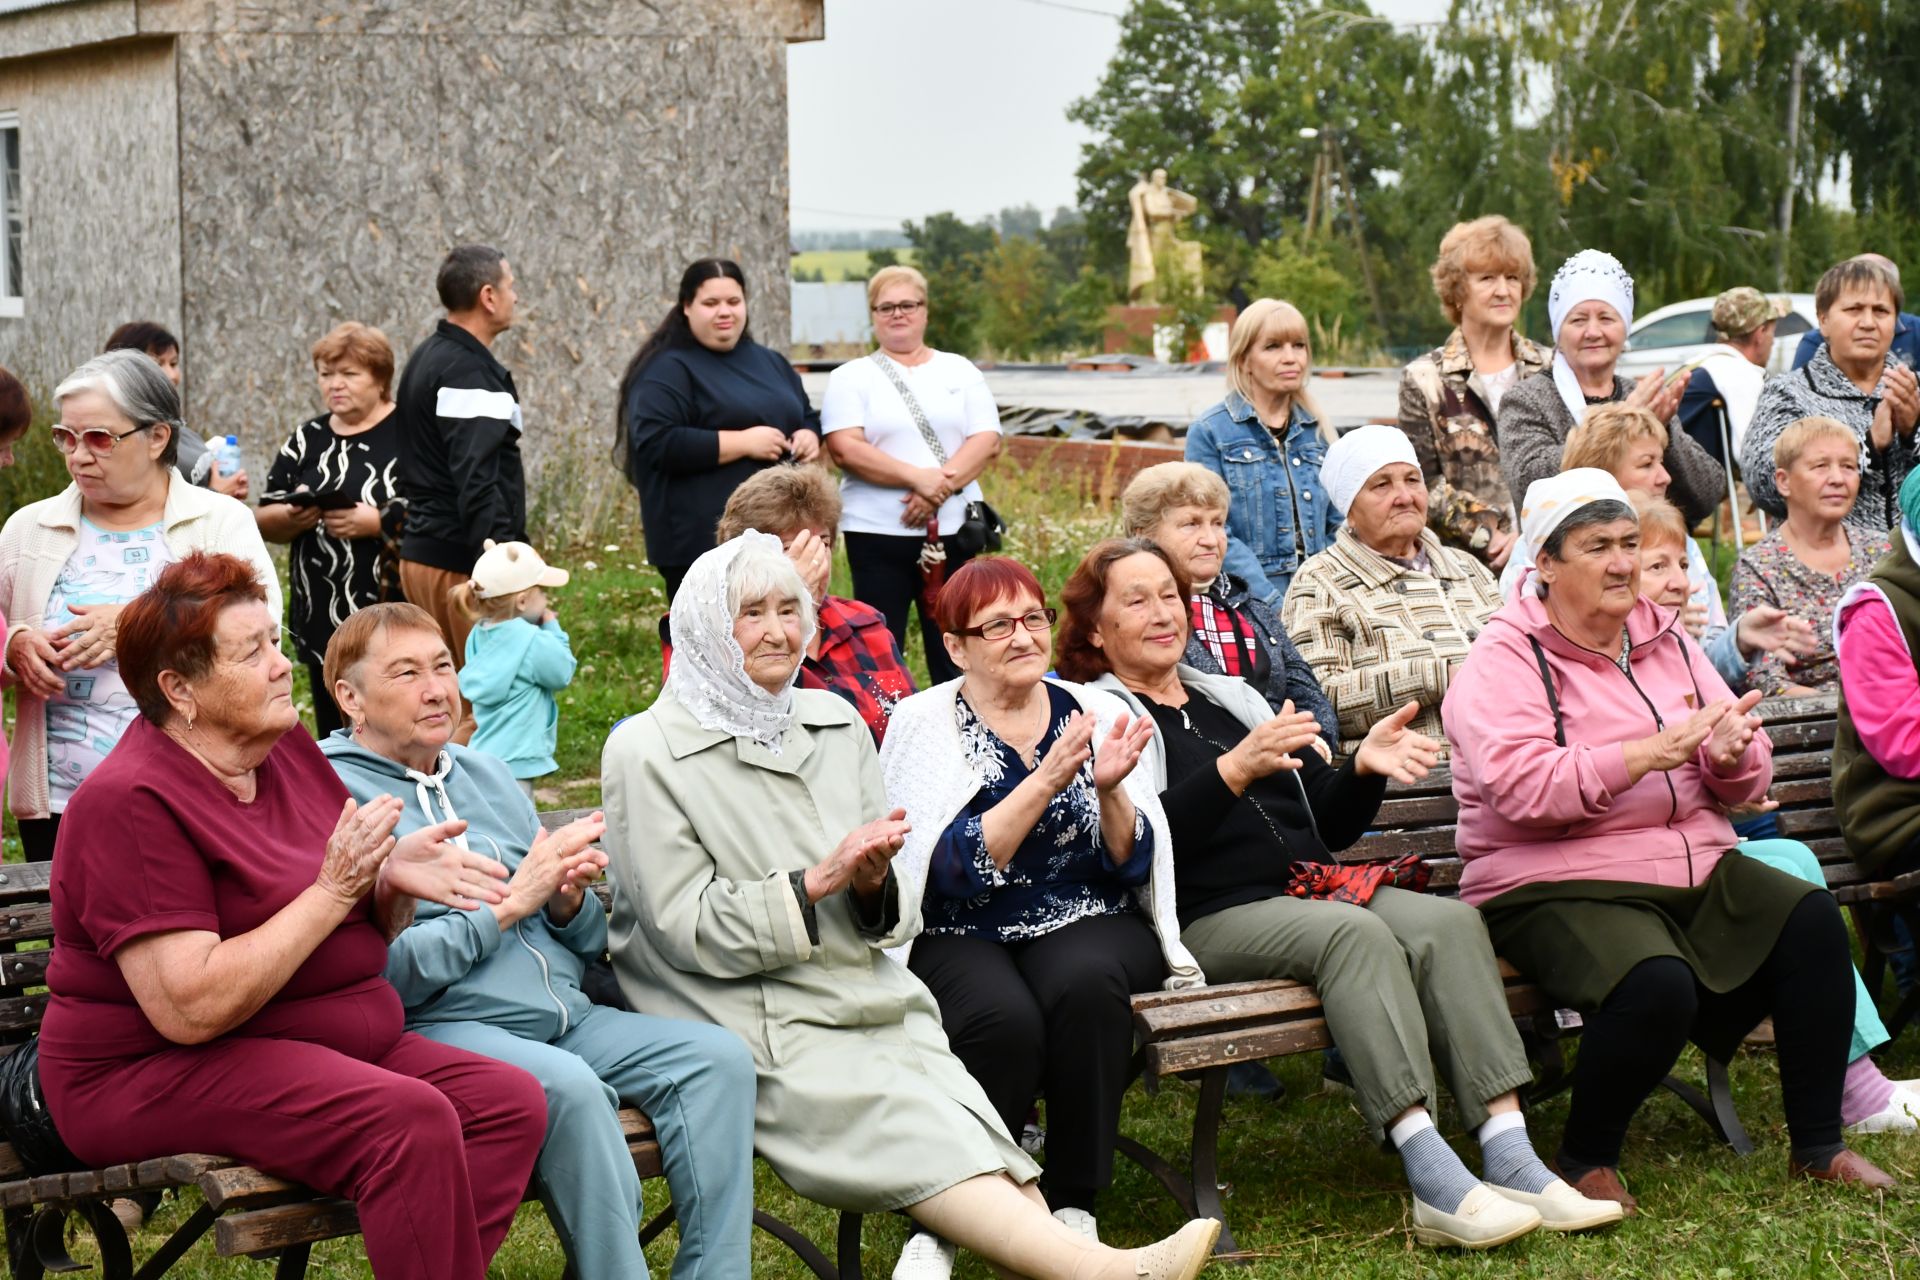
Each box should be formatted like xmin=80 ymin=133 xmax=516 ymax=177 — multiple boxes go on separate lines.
xmin=1280 ymin=426 xmax=1502 ymax=757
xmin=1495 ymin=250 xmax=1724 ymax=525
xmin=600 ymin=534 xmax=1222 ymax=1280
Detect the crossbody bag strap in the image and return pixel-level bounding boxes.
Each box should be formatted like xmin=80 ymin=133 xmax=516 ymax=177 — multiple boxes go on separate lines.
xmin=1526 ymin=635 xmax=1567 ymax=748
xmin=869 ymin=352 xmax=948 ymax=465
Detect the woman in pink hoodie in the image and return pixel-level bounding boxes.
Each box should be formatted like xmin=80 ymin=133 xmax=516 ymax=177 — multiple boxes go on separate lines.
xmin=1444 ymin=470 xmax=1891 ymax=1211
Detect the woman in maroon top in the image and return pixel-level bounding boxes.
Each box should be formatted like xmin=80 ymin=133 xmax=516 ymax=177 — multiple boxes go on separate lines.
xmin=38 ymin=552 xmax=550 ymax=1277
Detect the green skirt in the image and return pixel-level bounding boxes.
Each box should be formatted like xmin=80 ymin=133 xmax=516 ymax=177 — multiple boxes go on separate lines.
xmin=1478 ymin=851 xmax=1821 ymax=1011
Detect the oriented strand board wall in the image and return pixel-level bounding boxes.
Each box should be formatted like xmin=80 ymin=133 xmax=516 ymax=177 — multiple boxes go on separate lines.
xmin=0 ymin=36 xmax=181 ymax=399
xmin=169 ymin=0 xmax=816 ymax=538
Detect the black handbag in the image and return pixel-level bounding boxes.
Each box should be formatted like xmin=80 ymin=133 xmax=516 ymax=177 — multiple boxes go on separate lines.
xmin=869 ymin=352 xmax=1006 ymax=558
xmin=0 ymin=1040 xmax=81 ymax=1174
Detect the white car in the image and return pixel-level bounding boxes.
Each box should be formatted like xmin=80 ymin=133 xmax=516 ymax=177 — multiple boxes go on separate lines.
xmin=1616 ymin=293 xmax=1818 ymax=381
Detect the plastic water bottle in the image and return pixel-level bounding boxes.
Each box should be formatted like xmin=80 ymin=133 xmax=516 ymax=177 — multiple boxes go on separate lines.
xmin=211 ymin=434 xmax=243 ymax=479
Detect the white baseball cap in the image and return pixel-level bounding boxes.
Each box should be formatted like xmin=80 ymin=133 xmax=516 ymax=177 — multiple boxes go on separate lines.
xmin=470 ymin=539 xmax=570 ymax=599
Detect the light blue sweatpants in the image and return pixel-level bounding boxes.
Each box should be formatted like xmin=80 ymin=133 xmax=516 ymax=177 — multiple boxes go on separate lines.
xmin=1737 ymin=839 xmax=1890 ymax=1061
xmin=416 ymin=1005 xmax=756 ymax=1279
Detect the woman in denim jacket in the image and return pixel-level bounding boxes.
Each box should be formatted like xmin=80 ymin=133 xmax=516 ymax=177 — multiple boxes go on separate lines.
xmin=1184 ymin=299 xmax=1341 ymax=609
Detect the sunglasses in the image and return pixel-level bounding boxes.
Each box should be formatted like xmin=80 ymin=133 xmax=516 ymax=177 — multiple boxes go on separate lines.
xmin=952 ymin=608 xmax=1056 ymax=641
xmin=51 ymin=423 xmax=152 ymax=456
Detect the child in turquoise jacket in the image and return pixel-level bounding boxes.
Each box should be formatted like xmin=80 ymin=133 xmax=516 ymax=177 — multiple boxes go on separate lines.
xmin=457 ymin=539 xmax=576 ymax=795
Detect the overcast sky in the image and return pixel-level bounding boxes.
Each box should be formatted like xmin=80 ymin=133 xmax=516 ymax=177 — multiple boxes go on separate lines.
xmin=787 ymin=0 xmax=1449 ymax=232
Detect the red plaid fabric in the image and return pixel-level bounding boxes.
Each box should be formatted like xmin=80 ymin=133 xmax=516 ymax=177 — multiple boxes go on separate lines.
xmin=799 ymin=596 xmax=917 ymax=745
xmin=1189 ymin=594 xmax=1253 ymax=678
xmin=1284 ymin=855 xmax=1432 ymax=906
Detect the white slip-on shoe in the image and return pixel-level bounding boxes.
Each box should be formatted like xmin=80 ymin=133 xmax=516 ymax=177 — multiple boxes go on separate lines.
xmin=1487 ymin=1177 xmax=1626 ymax=1232
xmin=1053 ymin=1206 xmax=1100 ymax=1242
xmin=1845 ymin=1084 xmax=1920 ymax=1134
xmin=891 ymin=1229 xmax=956 ymax=1280
xmin=1128 ymin=1217 xmax=1222 ymax=1279
xmin=1411 ymin=1184 xmax=1543 ymax=1249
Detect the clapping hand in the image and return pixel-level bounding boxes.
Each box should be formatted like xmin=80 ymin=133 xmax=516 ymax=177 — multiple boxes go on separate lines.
xmin=1090 ymin=713 xmax=1155 ymax=794
xmin=381 ymin=814 xmax=509 ymax=912
xmin=317 ymin=796 xmax=405 ymax=905
xmin=1217 ymin=700 xmax=1322 ymax=793
xmin=1032 ymin=712 xmax=1097 ymax=794
xmin=1354 ymin=701 xmax=1441 ymax=784
xmin=1680 ymin=599 xmax=1709 ymax=639
xmin=1705 ymin=690 xmax=1766 ymax=772
xmin=1733 ymin=606 xmax=1817 ymax=662
xmin=805 ymin=808 xmax=911 ymax=902
xmin=1627 ymin=367 xmax=1685 ymax=423
xmin=503 ymin=812 xmax=609 ymax=926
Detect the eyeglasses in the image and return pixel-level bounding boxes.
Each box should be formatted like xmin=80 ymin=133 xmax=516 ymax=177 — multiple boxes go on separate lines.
xmin=953 ymin=608 xmax=1056 ymax=641
xmin=51 ymin=423 xmax=151 ymax=455
xmin=873 ymin=300 xmax=925 ymax=318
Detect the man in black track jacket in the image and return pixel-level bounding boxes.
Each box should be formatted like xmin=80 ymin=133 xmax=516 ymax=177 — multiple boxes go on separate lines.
xmin=395 ymin=242 xmax=525 ymax=742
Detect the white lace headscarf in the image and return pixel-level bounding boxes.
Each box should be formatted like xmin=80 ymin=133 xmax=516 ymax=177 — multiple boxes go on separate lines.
xmin=665 ymin=532 xmax=818 ymax=755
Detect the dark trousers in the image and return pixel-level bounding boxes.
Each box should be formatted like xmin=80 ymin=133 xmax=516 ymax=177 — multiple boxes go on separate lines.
xmin=908 ymin=912 xmax=1165 ymax=1212
xmin=1560 ymin=894 xmax=1853 ymax=1168
xmin=18 ymin=814 xmax=60 ymax=864
xmin=659 ymin=564 xmax=692 ymax=602
xmin=843 ymin=531 xmax=976 ymax=685
xmin=307 ymin=660 xmax=345 ymax=739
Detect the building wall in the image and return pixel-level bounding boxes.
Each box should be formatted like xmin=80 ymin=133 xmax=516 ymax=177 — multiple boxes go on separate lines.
xmin=158 ymin=0 xmax=821 ymax=535
xmin=0 ymin=32 xmax=181 ymax=398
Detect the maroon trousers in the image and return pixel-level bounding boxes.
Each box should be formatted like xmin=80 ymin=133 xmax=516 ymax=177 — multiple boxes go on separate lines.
xmin=49 ymin=1032 xmax=546 ymax=1278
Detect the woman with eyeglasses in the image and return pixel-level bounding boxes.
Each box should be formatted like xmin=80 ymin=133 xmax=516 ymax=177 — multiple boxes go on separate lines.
xmin=880 ymin=557 xmax=1196 ymax=1272
xmin=0 ymin=350 xmax=278 ymax=862
xmin=823 ymin=265 xmax=1003 ymax=684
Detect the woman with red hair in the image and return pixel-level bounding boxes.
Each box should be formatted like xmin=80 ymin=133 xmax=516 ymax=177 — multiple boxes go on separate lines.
xmin=37 ymin=552 xmax=551 ymax=1276
xmin=879 ymin=556 xmax=1195 ymax=1268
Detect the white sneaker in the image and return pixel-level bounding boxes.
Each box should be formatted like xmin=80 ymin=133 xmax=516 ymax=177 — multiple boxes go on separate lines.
xmin=892 ymin=1229 xmax=956 ymax=1279
xmin=1053 ymin=1206 xmax=1100 ymax=1242
xmin=1846 ymin=1084 xmax=1920 ymax=1134
xmin=1411 ymin=1184 xmax=1543 ymax=1249
xmin=1487 ymin=1177 xmax=1625 ymax=1232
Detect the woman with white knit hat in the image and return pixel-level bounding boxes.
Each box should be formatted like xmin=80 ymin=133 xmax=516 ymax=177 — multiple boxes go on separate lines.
xmin=1281 ymin=425 xmax=1503 ymax=757
xmin=1494 ymin=250 xmax=1725 ymax=525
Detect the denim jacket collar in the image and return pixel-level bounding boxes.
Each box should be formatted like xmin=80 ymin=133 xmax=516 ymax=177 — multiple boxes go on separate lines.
xmin=1223 ymin=390 xmax=1318 ymax=440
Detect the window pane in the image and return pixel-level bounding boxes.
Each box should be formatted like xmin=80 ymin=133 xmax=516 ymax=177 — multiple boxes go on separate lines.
xmin=1630 ymin=311 xmax=1713 ymax=350
xmin=3 ymin=126 xmax=19 ymax=298
xmin=1775 ymin=312 xmax=1811 ymax=337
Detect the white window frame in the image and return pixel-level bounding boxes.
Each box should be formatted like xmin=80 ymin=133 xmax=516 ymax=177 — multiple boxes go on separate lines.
xmin=0 ymin=111 xmax=20 ymax=318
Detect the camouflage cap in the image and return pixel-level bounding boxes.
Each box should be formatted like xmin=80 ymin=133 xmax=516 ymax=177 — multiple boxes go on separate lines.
xmin=1711 ymin=287 xmax=1789 ymax=339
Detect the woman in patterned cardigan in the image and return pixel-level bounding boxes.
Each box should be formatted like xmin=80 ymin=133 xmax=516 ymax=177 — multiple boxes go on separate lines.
xmin=1282 ymin=426 xmax=1501 ymax=757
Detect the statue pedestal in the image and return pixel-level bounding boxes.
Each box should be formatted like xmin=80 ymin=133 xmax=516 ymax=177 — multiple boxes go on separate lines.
xmin=1103 ymin=303 xmax=1237 ymax=363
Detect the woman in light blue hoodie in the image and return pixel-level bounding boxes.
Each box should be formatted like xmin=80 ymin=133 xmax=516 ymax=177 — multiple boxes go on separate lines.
xmin=322 ymin=603 xmax=755 ymax=1279
xmin=456 ymin=539 xmax=577 ymax=793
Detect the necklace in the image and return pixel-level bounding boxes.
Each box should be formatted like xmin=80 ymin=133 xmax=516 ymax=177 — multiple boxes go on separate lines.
xmin=1149 ymin=694 xmax=1292 ymax=855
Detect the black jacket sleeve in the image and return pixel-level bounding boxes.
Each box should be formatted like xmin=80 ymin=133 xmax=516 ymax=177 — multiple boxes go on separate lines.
xmin=1296 ymin=749 xmax=1390 ymax=853
xmin=435 ymin=375 xmax=522 ymax=544
xmin=1157 ymin=759 xmax=1242 ymax=854
xmin=627 ymin=357 xmax=723 ymax=477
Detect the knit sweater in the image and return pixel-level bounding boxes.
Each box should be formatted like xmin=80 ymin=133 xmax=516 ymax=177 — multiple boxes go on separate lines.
xmin=1740 ymin=348 xmax=1915 ymax=536
xmin=1495 ymin=369 xmax=1726 ymax=525
xmin=0 ymin=475 xmax=281 ymax=818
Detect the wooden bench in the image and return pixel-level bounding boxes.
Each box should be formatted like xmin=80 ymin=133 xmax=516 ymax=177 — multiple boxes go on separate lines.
xmin=1117 ymin=693 xmax=1920 ymax=1261
xmin=0 ymin=858 xmax=853 ymax=1280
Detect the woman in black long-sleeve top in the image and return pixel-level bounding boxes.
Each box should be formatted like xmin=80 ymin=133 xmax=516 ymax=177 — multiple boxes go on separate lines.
xmin=1057 ymin=537 xmax=1623 ymax=1248
xmin=615 ymin=259 xmax=822 ymax=597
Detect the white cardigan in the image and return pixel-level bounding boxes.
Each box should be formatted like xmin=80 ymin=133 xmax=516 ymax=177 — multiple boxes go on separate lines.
xmin=0 ymin=474 xmax=281 ymax=818
xmin=878 ymin=676 xmax=1204 ymax=990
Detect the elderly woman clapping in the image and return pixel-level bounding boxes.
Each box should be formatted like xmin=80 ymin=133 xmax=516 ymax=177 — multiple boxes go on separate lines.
xmin=1497 ymin=250 xmax=1724 ymax=525
xmin=38 ymin=553 xmax=547 ymax=1276
xmin=1281 ymin=426 xmax=1502 ymax=757
xmin=604 ymin=535 xmax=1221 ymax=1280
xmin=1059 ymin=538 xmax=1620 ymax=1248
xmin=0 ymin=350 xmax=279 ymax=862
xmin=322 ymin=603 xmax=757 ymax=1280
xmin=1744 ymin=256 xmax=1920 ymax=534
xmin=1445 ymin=471 xmax=1893 ymax=1211
xmin=1120 ymin=461 xmax=1336 ymax=744
xmin=880 ymin=557 xmax=1197 ymax=1264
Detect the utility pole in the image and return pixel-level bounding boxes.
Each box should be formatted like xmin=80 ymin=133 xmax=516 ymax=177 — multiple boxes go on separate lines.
xmin=1330 ymin=132 xmax=1390 ymax=342
xmin=1775 ymin=50 xmax=1806 ymax=291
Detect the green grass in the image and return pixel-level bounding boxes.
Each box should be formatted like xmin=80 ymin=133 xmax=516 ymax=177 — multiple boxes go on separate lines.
xmin=790 ymin=248 xmax=916 ymax=283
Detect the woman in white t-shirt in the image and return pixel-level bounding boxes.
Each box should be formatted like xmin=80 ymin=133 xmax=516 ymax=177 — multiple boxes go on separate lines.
xmin=822 ymin=265 xmax=1002 ymax=682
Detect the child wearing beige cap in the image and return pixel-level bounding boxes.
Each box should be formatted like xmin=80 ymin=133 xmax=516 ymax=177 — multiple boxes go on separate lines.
xmin=453 ymin=540 xmax=577 ymax=797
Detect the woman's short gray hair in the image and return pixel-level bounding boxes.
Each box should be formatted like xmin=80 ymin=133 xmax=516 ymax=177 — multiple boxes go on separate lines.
xmin=726 ymin=537 xmax=816 ymax=635
xmin=1535 ymin=498 xmax=1637 ymax=596
xmin=53 ymin=349 xmax=184 ymax=468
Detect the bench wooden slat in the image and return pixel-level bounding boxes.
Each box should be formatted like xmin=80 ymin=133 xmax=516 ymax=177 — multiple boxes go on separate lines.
xmin=0 ymin=904 xmax=54 ymax=944
xmin=0 ymin=862 xmax=53 ymax=902
xmin=0 ymin=950 xmax=51 ymax=988
xmin=214 ymin=1198 xmax=362 ymax=1258
xmin=0 ymin=994 xmax=48 ymax=1034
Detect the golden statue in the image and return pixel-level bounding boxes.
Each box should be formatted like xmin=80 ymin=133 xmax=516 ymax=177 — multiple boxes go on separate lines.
xmin=1127 ymin=169 xmax=1203 ymax=302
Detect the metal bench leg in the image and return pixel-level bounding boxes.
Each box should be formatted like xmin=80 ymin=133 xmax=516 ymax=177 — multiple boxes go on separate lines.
xmin=75 ymin=1201 xmax=134 ymax=1280
xmin=1658 ymin=1057 xmax=1752 ymax=1155
xmin=131 ymin=1201 xmax=218 ymax=1280
xmin=750 ymin=1208 xmax=840 ymax=1280
xmin=836 ymin=1211 xmax=865 ymax=1280
xmin=1187 ymin=1065 xmax=1243 ymax=1258
xmin=637 ymin=1202 xmax=677 ymax=1247
xmin=272 ymin=1243 xmax=311 ymax=1280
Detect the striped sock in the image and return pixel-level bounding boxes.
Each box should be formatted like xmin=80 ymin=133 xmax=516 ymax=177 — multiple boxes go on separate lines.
xmin=1477 ymin=1111 xmax=1556 ymax=1195
xmin=1389 ymin=1111 xmax=1479 ymax=1214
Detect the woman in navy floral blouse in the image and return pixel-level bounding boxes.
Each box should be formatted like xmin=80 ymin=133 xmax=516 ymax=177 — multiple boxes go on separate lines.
xmin=882 ymin=558 xmax=1198 ymax=1252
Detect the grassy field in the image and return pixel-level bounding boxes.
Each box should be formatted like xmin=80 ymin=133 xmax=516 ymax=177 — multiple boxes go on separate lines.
xmin=15 ymin=441 xmax=1920 ymax=1276
xmin=790 ymin=248 xmax=916 ymax=283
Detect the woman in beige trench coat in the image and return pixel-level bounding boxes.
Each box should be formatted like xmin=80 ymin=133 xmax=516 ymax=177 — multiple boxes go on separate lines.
xmin=602 ymin=533 xmax=1222 ymax=1280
